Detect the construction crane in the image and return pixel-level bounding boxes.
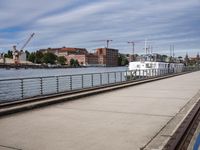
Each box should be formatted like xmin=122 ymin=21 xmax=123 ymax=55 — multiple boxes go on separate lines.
xmin=13 ymin=33 xmax=35 ymax=64
xmin=127 ymin=40 xmax=142 ymax=61
xmin=127 ymin=41 xmax=135 ymax=55
xmin=105 ymin=40 xmax=112 ymax=48
xmin=20 ymin=33 xmax=35 ymax=51
xmin=90 ymin=39 xmax=113 ymax=48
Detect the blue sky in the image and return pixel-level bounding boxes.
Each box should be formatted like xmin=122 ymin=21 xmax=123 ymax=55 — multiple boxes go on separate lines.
xmin=0 ymin=0 xmax=199 ymax=56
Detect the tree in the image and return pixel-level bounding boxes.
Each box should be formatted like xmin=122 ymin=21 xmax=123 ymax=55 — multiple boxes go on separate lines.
xmin=74 ymin=59 xmax=80 ymax=67
xmin=118 ymin=54 xmax=129 ymax=66
xmin=184 ymin=53 xmax=189 ymax=66
xmin=25 ymin=50 xmax=30 ymax=60
xmin=196 ymin=53 xmax=200 ymax=65
xmin=178 ymin=56 xmax=183 ymax=63
xmin=4 ymin=50 xmax=13 ymax=58
xmin=28 ymin=52 xmax=36 ymax=63
xmin=70 ymin=58 xmax=79 ymax=67
xmin=57 ymin=56 xmax=67 ymax=65
xmin=43 ymin=52 xmax=57 ymax=64
xmin=161 ymin=55 xmax=168 ymax=62
xmin=35 ymin=51 xmax=44 ymax=63
xmin=70 ymin=58 xmax=75 ymax=66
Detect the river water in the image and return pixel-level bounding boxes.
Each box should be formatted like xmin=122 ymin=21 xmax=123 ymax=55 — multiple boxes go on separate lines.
xmin=0 ymin=67 xmax=128 ymax=79
xmin=0 ymin=67 xmax=128 ymax=102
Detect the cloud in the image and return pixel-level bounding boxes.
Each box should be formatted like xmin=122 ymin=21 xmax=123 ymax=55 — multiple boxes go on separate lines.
xmin=0 ymin=0 xmax=200 ymax=56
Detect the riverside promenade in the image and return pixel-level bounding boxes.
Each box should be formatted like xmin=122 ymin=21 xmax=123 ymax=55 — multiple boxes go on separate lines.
xmin=0 ymin=71 xmax=200 ymax=150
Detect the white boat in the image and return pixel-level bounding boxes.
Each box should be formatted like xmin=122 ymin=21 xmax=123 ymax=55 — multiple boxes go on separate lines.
xmin=125 ymin=61 xmax=184 ymax=79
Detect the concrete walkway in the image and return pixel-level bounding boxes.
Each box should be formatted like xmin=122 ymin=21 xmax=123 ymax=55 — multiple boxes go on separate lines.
xmin=0 ymin=71 xmax=200 ymax=150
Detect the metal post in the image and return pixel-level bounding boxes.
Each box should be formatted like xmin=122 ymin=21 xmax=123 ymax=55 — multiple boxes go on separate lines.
xmin=115 ymin=72 xmax=116 ymax=83
xmin=56 ymin=76 xmax=59 ymax=93
xmin=70 ymin=75 xmax=72 ymax=90
xmin=143 ymin=70 xmax=144 ymax=79
xmin=21 ymin=79 xmax=24 ymax=99
xmin=125 ymin=71 xmax=128 ymax=81
xmin=40 ymin=77 xmax=43 ymax=95
xmin=130 ymin=71 xmax=132 ymax=80
xmin=91 ymin=74 xmax=94 ymax=87
xmin=120 ymin=71 xmax=122 ymax=82
xmin=100 ymin=73 xmax=102 ymax=85
xmin=81 ymin=74 xmax=84 ymax=88
xmin=139 ymin=69 xmax=141 ymax=79
xmin=108 ymin=73 xmax=110 ymax=84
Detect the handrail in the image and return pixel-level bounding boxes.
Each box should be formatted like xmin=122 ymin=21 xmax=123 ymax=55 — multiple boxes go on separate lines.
xmin=0 ymin=67 xmax=199 ymax=103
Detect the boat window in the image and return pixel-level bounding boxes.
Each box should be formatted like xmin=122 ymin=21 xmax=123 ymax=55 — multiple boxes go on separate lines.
xmin=146 ymin=63 xmax=152 ymax=68
xmin=137 ymin=65 xmax=140 ymax=68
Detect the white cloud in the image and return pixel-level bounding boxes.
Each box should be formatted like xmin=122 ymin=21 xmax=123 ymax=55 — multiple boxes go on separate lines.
xmin=0 ymin=0 xmax=199 ymax=56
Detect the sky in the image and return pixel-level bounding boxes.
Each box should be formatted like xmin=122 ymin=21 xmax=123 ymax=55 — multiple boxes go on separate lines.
xmin=0 ymin=0 xmax=200 ymax=56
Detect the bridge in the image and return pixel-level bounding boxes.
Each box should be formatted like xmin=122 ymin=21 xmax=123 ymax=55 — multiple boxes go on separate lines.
xmin=0 ymin=70 xmax=200 ymax=150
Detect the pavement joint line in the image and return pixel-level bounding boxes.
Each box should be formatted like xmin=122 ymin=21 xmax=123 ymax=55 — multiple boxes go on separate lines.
xmin=0 ymin=144 xmax=22 ymax=150
xmin=102 ymin=95 xmax=187 ymax=100
xmin=54 ymin=106 xmax=174 ymax=118
xmin=161 ymin=135 xmax=172 ymax=137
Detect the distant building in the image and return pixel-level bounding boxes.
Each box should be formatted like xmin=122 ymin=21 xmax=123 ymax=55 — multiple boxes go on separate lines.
xmin=86 ymin=53 xmax=99 ymax=66
xmin=39 ymin=47 xmax=118 ymax=66
xmin=65 ymin=54 xmax=87 ymax=66
xmin=39 ymin=47 xmax=88 ymax=56
xmin=96 ymin=48 xmax=118 ymax=66
xmin=12 ymin=46 xmax=27 ymax=64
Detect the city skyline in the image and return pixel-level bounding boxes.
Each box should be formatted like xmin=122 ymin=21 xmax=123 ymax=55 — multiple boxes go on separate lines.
xmin=0 ymin=0 xmax=200 ymax=56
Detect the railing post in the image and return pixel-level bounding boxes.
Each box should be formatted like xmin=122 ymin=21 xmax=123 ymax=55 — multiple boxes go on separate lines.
xmin=126 ymin=71 xmax=128 ymax=81
xmin=130 ymin=71 xmax=133 ymax=80
xmin=139 ymin=69 xmax=141 ymax=79
xmin=81 ymin=74 xmax=84 ymax=88
xmin=21 ymin=79 xmax=24 ymax=99
xmin=115 ymin=72 xmax=117 ymax=83
xmin=143 ymin=70 xmax=144 ymax=79
xmin=100 ymin=73 xmax=102 ymax=85
xmin=56 ymin=76 xmax=59 ymax=93
xmin=40 ymin=77 xmax=43 ymax=95
xmin=108 ymin=73 xmax=110 ymax=84
xmin=120 ymin=71 xmax=122 ymax=82
xmin=91 ymin=74 xmax=94 ymax=87
xmin=70 ymin=75 xmax=72 ymax=90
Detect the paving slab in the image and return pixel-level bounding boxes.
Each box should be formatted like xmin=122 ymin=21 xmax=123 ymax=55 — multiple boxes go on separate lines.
xmin=0 ymin=71 xmax=200 ymax=150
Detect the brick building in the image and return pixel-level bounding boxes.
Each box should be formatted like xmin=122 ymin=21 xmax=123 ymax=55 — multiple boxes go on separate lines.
xmin=65 ymin=53 xmax=98 ymax=66
xmin=87 ymin=53 xmax=98 ymax=66
xmin=96 ymin=48 xmax=118 ymax=66
xmin=39 ymin=47 xmax=118 ymax=66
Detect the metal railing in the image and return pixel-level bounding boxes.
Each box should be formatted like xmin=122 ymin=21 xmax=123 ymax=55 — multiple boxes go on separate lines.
xmin=0 ymin=66 xmax=199 ymax=103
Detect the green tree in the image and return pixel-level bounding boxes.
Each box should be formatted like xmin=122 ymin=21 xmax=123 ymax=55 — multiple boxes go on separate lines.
xmin=74 ymin=59 xmax=79 ymax=67
xmin=43 ymin=52 xmax=57 ymax=64
xmin=70 ymin=58 xmax=79 ymax=67
xmin=184 ymin=53 xmax=189 ymax=66
xmin=118 ymin=54 xmax=129 ymax=66
xmin=35 ymin=51 xmax=44 ymax=64
xmin=70 ymin=58 xmax=75 ymax=66
xmin=161 ymin=55 xmax=168 ymax=62
xmin=196 ymin=53 xmax=200 ymax=66
xmin=28 ymin=52 xmax=36 ymax=63
xmin=4 ymin=50 xmax=13 ymax=58
xmin=25 ymin=50 xmax=30 ymax=60
xmin=57 ymin=56 xmax=67 ymax=65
